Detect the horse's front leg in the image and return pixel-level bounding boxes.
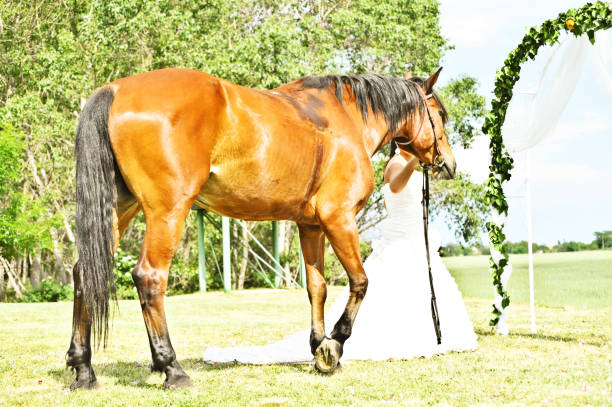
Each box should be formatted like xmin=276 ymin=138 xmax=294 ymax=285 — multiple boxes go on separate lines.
xmin=297 ymin=224 xmax=329 ymax=357
xmin=316 ymin=211 xmax=368 ymax=373
xmin=133 ymin=202 xmax=194 ymax=389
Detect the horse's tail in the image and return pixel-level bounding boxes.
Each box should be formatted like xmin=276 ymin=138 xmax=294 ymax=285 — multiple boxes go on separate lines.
xmin=74 ymin=87 xmax=117 ymax=347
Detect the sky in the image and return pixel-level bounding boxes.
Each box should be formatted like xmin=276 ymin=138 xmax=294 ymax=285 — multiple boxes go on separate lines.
xmin=432 ymin=0 xmax=612 ymax=246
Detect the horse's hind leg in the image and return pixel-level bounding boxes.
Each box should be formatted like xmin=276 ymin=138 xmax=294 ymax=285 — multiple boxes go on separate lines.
xmin=66 ymin=264 xmax=97 ymax=390
xmin=316 ymin=212 xmax=368 ymax=373
xmin=66 ymin=196 xmax=140 ymax=390
xmin=132 ymin=197 xmax=195 ymax=389
xmin=297 ymin=224 xmax=327 ymax=356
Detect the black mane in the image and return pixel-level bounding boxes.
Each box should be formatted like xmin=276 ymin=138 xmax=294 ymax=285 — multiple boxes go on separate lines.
xmin=300 ymin=74 xmax=448 ymax=133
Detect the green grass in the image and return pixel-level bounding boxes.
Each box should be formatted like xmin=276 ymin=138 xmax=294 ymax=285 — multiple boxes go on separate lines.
xmin=445 ymin=250 xmax=612 ymax=309
xmin=0 ymin=251 xmax=611 ymax=406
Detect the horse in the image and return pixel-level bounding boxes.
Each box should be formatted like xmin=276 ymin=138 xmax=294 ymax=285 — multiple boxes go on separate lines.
xmin=66 ymin=67 xmax=456 ymax=390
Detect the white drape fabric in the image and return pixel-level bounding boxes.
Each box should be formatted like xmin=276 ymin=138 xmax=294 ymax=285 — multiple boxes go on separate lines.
xmin=593 ymin=30 xmax=612 ymax=104
xmin=491 ymin=32 xmax=611 ymax=335
xmin=502 ymin=35 xmax=590 ymax=153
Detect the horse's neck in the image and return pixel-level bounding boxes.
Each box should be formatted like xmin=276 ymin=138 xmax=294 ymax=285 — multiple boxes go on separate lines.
xmin=340 ymin=100 xmax=391 ymax=157
xmin=277 ymin=83 xmax=392 ymax=157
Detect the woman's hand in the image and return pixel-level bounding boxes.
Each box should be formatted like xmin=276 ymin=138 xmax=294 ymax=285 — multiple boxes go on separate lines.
xmin=384 ymin=152 xmax=419 ymax=193
xmin=398 ymin=149 xmax=415 ymax=163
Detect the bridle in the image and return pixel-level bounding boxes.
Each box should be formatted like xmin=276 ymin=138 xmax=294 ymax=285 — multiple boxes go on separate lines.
xmin=396 ymin=88 xmax=444 ymax=345
xmin=394 ymin=88 xmax=446 ymax=170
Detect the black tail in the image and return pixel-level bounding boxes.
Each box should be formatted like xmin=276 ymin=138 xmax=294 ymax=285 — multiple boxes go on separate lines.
xmin=74 ymin=87 xmax=116 ymax=347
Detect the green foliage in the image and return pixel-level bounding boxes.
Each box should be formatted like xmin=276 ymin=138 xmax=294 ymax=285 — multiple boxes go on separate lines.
xmin=19 ymin=279 xmax=73 ymax=303
xmin=439 ymin=243 xmax=489 ymax=257
xmin=113 ymin=248 xmax=138 ymax=300
xmin=506 ymin=240 xmax=549 ymax=254
xmin=593 ymin=230 xmax=612 ymax=249
xmin=167 ymin=257 xmax=200 ymax=296
xmin=325 ymin=241 xmax=373 ymax=285
xmin=431 ymin=172 xmax=489 ymax=244
xmin=0 ymin=125 xmax=55 ymax=260
xmin=438 ymin=76 xmax=487 ymax=148
xmin=0 ymin=125 xmax=22 ymax=196
xmin=552 ymin=240 xmax=597 ymax=252
xmin=482 ymin=1 xmax=612 ymax=327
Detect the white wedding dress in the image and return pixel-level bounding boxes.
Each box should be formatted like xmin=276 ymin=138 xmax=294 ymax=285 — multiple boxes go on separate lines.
xmin=203 ymin=174 xmax=477 ymax=364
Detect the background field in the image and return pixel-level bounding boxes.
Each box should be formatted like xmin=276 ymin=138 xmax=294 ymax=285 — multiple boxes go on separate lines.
xmin=445 ymin=250 xmax=612 ymax=309
xmin=0 ymin=251 xmax=610 ymax=406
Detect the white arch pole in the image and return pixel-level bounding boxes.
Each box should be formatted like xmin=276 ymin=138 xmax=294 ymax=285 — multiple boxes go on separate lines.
xmin=222 ymin=216 xmax=231 ymax=293
xmin=525 ymin=151 xmax=536 ymax=333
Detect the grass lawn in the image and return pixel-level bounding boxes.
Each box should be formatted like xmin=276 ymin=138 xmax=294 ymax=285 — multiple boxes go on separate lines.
xmin=0 ymin=251 xmax=610 ymax=406
xmin=445 ymin=250 xmax=612 ymax=309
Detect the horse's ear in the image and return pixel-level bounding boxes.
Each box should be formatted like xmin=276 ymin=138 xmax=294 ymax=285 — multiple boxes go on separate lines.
xmin=425 ymin=67 xmax=443 ymax=93
xmin=404 ymin=70 xmax=412 ymax=79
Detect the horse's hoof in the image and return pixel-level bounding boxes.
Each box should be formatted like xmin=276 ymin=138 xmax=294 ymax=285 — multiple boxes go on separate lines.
xmin=314 ymin=338 xmax=343 ymax=374
xmin=69 ymin=377 xmax=98 ymax=391
xmin=163 ymin=373 xmax=192 ymax=389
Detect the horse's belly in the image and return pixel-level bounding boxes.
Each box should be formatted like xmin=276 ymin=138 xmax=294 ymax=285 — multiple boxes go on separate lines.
xmin=195 ymin=176 xmax=310 ymax=221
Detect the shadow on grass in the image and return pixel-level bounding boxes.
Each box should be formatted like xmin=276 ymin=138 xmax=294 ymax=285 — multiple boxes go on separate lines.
xmin=49 ymin=358 xmax=316 ymax=389
xmin=49 ymin=361 xmax=161 ymax=389
xmin=475 ymin=327 xmax=607 ymax=346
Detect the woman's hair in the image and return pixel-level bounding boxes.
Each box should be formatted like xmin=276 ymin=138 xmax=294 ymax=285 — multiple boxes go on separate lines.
xmin=388 ymin=138 xmax=398 ymax=161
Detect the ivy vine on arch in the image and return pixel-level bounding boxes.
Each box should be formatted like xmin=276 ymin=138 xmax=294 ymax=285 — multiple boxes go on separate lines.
xmin=482 ymin=1 xmax=612 ymax=328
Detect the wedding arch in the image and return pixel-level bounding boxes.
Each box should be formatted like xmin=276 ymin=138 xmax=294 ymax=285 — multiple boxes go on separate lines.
xmin=482 ymin=1 xmax=612 ymax=333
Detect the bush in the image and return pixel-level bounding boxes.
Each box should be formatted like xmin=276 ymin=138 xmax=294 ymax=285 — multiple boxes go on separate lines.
xmin=20 ymin=279 xmax=73 ymax=303
xmin=113 ymin=248 xmax=200 ymax=298
xmin=167 ymin=257 xmax=199 ymax=296
xmin=325 ymin=241 xmax=372 ymax=286
xmin=114 ymin=248 xmax=138 ymax=299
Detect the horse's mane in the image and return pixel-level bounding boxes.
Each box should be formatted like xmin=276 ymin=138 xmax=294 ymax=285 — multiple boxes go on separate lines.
xmin=300 ymin=74 xmax=448 ymax=133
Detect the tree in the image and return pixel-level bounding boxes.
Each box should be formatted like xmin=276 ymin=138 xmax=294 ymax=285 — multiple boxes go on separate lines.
xmin=0 ymin=124 xmax=57 ymax=297
xmin=0 ymin=0 xmax=489 ymax=295
xmin=593 ymin=231 xmax=612 ymax=249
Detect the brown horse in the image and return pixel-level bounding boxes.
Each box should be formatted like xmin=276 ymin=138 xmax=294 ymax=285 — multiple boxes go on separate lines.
xmin=66 ymin=67 xmax=455 ymax=389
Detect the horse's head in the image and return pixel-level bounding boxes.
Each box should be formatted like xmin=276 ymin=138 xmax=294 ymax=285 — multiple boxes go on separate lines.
xmin=395 ymin=68 xmax=456 ymax=179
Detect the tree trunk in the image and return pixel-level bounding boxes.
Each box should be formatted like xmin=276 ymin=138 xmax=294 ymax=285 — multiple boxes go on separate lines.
xmin=231 ymin=221 xmax=239 ymax=290
xmin=50 ymin=228 xmax=70 ymax=285
xmin=0 ymin=256 xmax=6 ymax=301
xmin=6 ymin=259 xmax=24 ymax=298
xmin=284 ymin=223 xmax=298 ymax=287
xmin=19 ymin=256 xmax=27 ymax=285
xmin=283 ymin=263 xmax=291 ymax=288
xmin=237 ymin=222 xmax=249 ymax=290
xmin=278 ymin=221 xmax=287 ymax=287
xmin=29 ymin=253 xmax=42 ymax=289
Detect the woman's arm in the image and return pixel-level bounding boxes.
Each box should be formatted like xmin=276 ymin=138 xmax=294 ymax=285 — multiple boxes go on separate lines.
xmin=384 ymin=153 xmax=419 ymax=193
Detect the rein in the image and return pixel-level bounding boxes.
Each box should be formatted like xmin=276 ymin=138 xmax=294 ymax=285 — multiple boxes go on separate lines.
xmin=416 ymin=90 xmax=445 ymax=345
xmin=421 ymin=165 xmax=442 ymax=345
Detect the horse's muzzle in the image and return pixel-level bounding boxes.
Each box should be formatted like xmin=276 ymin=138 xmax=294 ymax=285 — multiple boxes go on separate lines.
xmin=444 ymin=159 xmax=456 ymax=179
xmin=434 ymin=158 xmax=456 ymax=180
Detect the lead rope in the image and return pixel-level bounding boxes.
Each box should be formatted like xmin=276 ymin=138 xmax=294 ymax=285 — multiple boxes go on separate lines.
xmin=422 ymin=166 xmax=442 ymax=345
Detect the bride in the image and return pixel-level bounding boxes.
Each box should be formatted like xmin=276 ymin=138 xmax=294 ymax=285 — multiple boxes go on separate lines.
xmin=203 ymin=143 xmax=477 ymax=364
